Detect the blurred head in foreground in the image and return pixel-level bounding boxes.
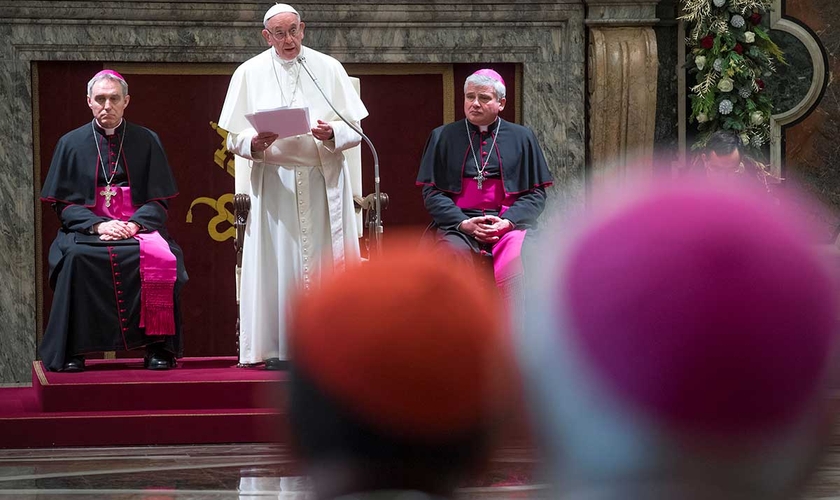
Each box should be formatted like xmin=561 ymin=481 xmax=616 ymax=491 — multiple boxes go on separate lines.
xmin=518 ymin=181 xmax=838 ymax=500
xmin=287 ymin=237 xmax=513 ymax=499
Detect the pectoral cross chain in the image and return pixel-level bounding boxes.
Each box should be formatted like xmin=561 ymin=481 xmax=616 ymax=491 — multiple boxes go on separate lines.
xmin=465 ymin=118 xmax=501 ymax=191
xmin=100 ymin=184 xmax=117 ymax=207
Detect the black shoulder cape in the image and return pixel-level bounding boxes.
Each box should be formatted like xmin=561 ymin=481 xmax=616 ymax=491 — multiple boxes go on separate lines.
xmin=40 ymin=120 xmax=178 ymax=207
xmin=416 ymin=118 xmax=553 ymax=194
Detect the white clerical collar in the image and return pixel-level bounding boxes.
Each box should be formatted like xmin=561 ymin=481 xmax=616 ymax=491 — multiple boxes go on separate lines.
xmin=94 ymin=119 xmax=123 ymax=136
xmin=270 ymin=46 xmax=303 ymax=67
xmin=467 ymin=118 xmax=498 ymax=133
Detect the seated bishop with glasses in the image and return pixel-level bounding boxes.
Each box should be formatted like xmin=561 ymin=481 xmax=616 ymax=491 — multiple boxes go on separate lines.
xmin=39 ymin=69 xmax=188 ymax=372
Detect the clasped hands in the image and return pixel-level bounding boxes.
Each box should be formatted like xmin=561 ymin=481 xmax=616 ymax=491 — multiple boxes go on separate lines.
xmin=96 ymin=220 xmax=140 ymax=241
xmin=460 ymin=215 xmax=514 ymax=244
xmin=250 ymin=120 xmax=335 ymax=153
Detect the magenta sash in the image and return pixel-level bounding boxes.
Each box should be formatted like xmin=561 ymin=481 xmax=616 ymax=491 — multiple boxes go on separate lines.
xmin=92 ymin=186 xmax=177 ymax=335
xmin=451 ymin=178 xmax=527 ymax=284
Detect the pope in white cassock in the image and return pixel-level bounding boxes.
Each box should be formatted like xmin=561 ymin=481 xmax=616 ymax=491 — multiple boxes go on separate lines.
xmin=219 ymin=3 xmax=368 ymax=370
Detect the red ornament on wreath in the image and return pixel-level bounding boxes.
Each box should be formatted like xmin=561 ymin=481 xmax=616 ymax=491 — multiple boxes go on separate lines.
xmin=701 ymin=35 xmax=715 ymax=49
xmin=734 ymin=43 xmax=744 ymax=55
xmin=749 ymin=12 xmax=763 ymax=25
xmin=756 ymin=78 xmax=765 ymax=90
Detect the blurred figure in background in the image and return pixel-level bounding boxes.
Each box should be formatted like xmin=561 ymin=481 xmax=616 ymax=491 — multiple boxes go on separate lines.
xmin=699 ymin=129 xmax=744 ymax=179
xmin=286 ymin=238 xmax=514 ymax=499
xmin=517 ymin=181 xmax=839 ymax=500
xmin=691 ymin=130 xmax=778 ymax=195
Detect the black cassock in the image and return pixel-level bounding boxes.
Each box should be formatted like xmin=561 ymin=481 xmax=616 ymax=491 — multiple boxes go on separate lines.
xmin=39 ymin=120 xmax=188 ymax=371
xmin=416 ymin=118 xmax=553 ymax=253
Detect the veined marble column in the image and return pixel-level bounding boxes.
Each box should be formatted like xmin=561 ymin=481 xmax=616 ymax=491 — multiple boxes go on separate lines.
xmin=585 ymin=0 xmax=661 ymax=200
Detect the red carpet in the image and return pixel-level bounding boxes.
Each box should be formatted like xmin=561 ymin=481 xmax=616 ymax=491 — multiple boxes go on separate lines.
xmin=0 ymin=357 xmax=287 ymax=448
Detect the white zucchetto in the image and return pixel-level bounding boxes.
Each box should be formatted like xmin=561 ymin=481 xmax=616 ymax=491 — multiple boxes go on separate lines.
xmin=264 ymin=3 xmax=299 ymax=24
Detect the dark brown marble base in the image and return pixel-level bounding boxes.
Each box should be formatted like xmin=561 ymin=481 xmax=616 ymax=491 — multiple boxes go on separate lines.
xmin=782 ymin=0 xmax=840 ymax=242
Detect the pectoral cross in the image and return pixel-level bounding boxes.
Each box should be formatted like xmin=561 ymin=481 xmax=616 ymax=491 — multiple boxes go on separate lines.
xmin=100 ymin=184 xmax=117 ymax=207
xmin=474 ymin=171 xmax=486 ymax=190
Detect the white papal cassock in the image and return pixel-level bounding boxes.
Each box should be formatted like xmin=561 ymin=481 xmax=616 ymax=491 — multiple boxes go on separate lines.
xmin=219 ymin=45 xmax=368 ymax=364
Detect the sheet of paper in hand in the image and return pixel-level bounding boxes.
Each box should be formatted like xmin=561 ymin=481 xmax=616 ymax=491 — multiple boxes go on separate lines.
xmin=245 ymin=106 xmax=311 ymax=139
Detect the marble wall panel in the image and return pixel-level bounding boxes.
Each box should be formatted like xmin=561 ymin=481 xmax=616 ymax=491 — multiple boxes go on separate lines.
xmin=653 ymin=1 xmax=680 ymax=170
xmin=0 ymin=22 xmax=37 ymax=384
xmin=0 ymin=0 xmax=586 ymax=383
xmin=780 ymin=0 xmax=840 ymax=243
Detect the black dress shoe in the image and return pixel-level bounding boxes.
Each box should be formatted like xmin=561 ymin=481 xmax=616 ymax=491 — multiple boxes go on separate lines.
xmin=144 ymin=349 xmax=176 ymax=370
xmin=264 ymin=358 xmax=289 ymax=371
xmin=62 ymin=355 xmax=85 ymax=372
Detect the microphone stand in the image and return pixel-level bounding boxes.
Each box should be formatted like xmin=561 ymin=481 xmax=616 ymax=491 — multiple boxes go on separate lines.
xmin=297 ymin=55 xmax=383 ymax=258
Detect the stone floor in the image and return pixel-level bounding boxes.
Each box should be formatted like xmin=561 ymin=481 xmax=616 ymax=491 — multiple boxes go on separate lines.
xmin=0 ymin=440 xmax=838 ymax=499
xmin=807 ymin=436 xmax=840 ymax=500
xmin=0 ymin=444 xmax=545 ymax=499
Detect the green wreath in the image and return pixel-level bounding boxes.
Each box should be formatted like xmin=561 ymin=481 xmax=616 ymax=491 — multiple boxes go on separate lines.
xmin=681 ymin=0 xmax=785 ymax=163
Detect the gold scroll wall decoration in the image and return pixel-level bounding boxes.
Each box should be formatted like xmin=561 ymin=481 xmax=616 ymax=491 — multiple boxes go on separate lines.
xmin=185 ymin=122 xmax=236 ymax=242
xmin=211 ymin=122 xmax=236 ymax=177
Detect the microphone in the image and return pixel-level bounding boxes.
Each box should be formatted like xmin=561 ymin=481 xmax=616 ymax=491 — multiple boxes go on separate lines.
xmin=297 ymin=55 xmax=383 ymax=257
